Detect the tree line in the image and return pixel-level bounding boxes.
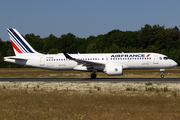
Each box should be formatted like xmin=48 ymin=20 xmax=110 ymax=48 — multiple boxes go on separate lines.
xmin=1 ymin=24 xmax=180 ymax=68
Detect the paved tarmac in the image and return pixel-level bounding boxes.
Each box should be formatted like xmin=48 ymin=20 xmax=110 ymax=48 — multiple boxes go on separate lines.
xmin=0 ymin=78 xmax=180 ymax=82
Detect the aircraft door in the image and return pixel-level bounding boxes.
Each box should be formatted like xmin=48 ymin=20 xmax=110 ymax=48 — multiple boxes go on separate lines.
xmin=40 ymin=57 xmax=45 ymax=66
xmin=153 ymin=55 xmax=159 ymax=64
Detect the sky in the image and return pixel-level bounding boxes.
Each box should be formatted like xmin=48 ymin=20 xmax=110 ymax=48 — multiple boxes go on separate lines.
xmin=1 ymin=0 xmax=180 ymax=41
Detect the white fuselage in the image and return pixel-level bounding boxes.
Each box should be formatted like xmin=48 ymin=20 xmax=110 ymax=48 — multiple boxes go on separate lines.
xmin=4 ymin=53 xmax=177 ymax=72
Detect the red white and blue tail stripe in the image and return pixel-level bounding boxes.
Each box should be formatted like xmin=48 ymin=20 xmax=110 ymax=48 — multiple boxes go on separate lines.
xmin=7 ymin=28 xmax=40 ymax=56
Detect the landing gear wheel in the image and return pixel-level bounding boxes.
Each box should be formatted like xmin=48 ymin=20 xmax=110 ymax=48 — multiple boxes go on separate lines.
xmin=161 ymin=74 xmax=164 ymax=78
xmin=160 ymin=69 xmax=165 ymax=78
xmin=91 ymin=73 xmax=97 ymax=79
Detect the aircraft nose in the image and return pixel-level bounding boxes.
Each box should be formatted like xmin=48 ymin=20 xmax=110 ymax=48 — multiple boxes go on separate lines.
xmin=172 ymin=60 xmax=178 ymax=67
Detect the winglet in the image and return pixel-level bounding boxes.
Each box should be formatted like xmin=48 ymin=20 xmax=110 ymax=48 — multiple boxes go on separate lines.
xmin=72 ymin=51 xmax=77 ymax=54
xmin=62 ymin=51 xmax=73 ymax=59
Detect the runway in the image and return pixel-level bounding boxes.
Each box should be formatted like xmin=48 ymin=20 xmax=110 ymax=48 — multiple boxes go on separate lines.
xmin=0 ymin=78 xmax=180 ymax=82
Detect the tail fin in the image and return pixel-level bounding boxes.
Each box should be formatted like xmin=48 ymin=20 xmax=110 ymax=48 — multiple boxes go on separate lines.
xmin=7 ymin=28 xmax=41 ymax=56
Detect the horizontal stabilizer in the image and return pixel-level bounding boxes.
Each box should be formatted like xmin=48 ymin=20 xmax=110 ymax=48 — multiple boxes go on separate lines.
xmin=4 ymin=56 xmax=28 ymax=61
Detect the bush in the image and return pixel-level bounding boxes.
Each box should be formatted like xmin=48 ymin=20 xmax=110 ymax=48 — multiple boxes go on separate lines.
xmin=145 ymin=82 xmax=153 ymax=86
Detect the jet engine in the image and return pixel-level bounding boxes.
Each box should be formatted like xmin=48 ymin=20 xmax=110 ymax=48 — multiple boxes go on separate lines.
xmin=104 ymin=63 xmax=123 ymax=76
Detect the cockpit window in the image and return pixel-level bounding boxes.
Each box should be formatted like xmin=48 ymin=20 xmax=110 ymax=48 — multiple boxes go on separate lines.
xmin=164 ymin=57 xmax=169 ymax=60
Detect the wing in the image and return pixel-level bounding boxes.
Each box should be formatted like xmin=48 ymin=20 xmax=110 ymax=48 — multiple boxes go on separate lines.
xmin=62 ymin=51 xmax=104 ymax=66
xmin=62 ymin=51 xmax=129 ymax=70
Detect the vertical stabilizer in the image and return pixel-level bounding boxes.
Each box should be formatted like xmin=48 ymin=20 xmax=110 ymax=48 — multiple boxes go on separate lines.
xmin=7 ymin=28 xmax=41 ymax=56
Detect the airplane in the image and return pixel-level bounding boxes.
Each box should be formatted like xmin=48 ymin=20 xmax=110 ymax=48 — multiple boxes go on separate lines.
xmin=4 ymin=28 xmax=178 ymax=79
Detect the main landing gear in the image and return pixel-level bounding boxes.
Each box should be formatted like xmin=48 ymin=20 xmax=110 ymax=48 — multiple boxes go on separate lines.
xmin=160 ymin=69 xmax=165 ymax=78
xmin=91 ymin=73 xmax=97 ymax=79
xmin=91 ymin=70 xmax=97 ymax=79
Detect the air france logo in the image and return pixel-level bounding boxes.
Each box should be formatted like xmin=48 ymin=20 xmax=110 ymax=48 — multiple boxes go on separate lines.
xmin=111 ymin=54 xmax=146 ymax=58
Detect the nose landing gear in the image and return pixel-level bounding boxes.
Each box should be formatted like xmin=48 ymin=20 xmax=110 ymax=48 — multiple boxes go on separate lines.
xmin=161 ymin=74 xmax=164 ymax=78
xmin=160 ymin=69 xmax=165 ymax=78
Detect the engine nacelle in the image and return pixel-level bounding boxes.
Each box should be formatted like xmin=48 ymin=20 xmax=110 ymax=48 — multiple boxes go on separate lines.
xmin=104 ymin=63 xmax=123 ymax=76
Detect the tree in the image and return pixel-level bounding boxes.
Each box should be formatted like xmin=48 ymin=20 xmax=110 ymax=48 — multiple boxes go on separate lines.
xmin=48 ymin=49 xmax=59 ymax=54
xmin=1 ymin=24 xmax=180 ymax=66
xmin=43 ymin=34 xmax=58 ymax=53
xmin=109 ymin=43 xmax=120 ymax=53
xmin=86 ymin=42 xmax=98 ymax=53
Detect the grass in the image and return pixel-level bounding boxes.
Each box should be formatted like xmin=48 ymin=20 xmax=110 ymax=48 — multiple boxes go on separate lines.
xmin=0 ymin=89 xmax=180 ymax=120
xmin=0 ymin=68 xmax=180 ymax=119
xmin=126 ymin=87 xmax=136 ymax=91
xmin=0 ymin=81 xmax=179 ymax=119
xmin=145 ymin=82 xmax=153 ymax=86
xmin=0 ymin=68 xmax=180 ymax=78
